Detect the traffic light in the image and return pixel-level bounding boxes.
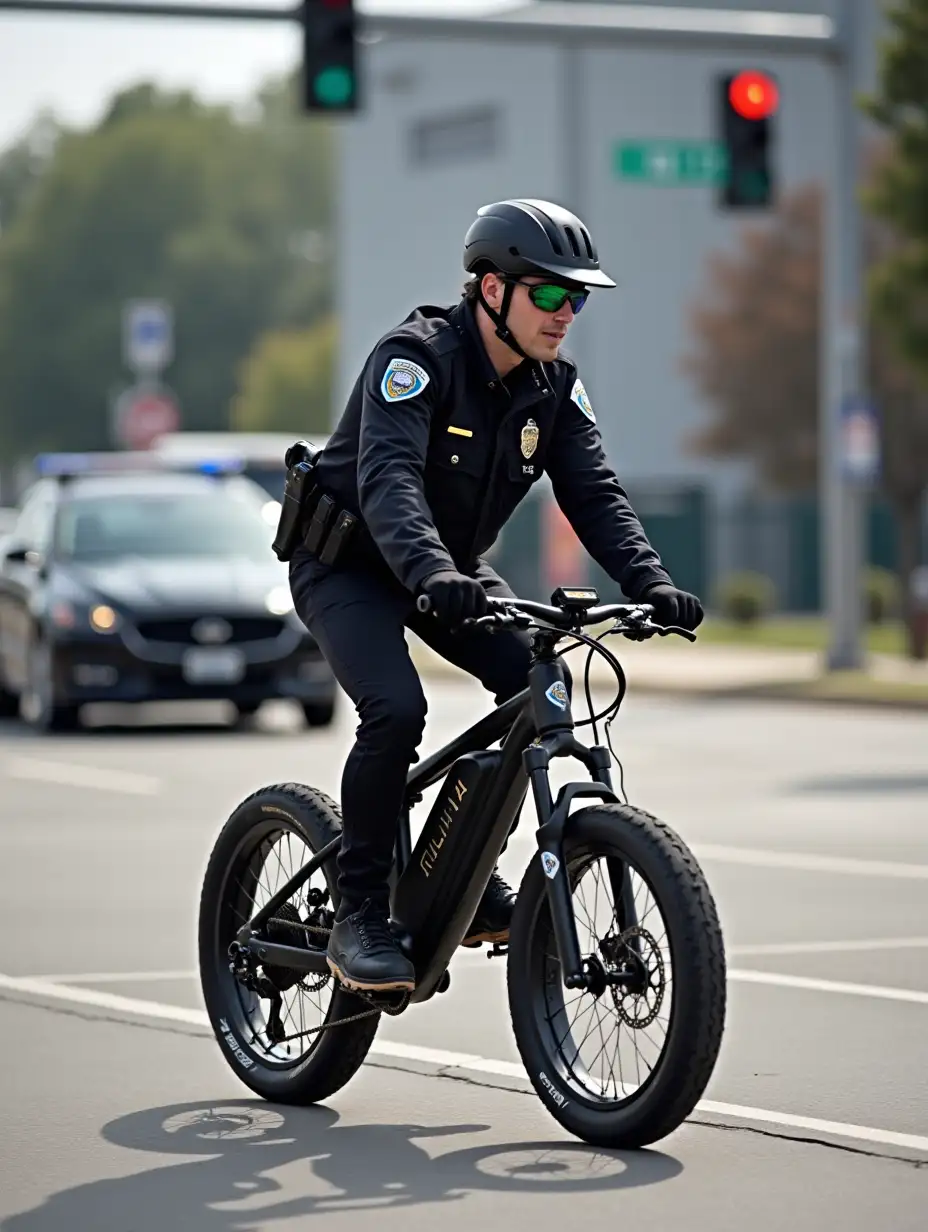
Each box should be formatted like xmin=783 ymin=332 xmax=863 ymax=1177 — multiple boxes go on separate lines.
xmin=717 ymin=70 xmax=778 ymax=209
xmin=302 ymin=0 xmax=358 ymax=113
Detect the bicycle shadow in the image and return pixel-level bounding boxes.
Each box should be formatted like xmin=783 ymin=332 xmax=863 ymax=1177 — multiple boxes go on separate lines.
xmin=2 ymin=1099 xmax=684 ymax=1230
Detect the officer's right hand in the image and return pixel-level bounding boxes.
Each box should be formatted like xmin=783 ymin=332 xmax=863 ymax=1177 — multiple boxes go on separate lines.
xmin=421 ymin=570 xmax=489 ymax=624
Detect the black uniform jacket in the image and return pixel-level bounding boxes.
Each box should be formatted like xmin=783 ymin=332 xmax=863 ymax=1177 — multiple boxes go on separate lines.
xmin=313 ymin=298 xmax=672 ymax=599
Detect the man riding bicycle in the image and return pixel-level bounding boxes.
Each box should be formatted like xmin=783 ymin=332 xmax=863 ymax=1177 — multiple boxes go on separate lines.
xmin=289 ymin=198 xmax=703 ymax=994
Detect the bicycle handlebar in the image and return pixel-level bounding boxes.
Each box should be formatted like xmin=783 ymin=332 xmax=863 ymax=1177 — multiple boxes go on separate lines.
xmin=415 ymin=592 xmax=697 ymax=642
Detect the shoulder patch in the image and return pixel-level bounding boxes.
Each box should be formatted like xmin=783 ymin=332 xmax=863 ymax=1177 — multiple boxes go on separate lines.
xmin=381 ymin=357 xmax=431 ymax=403
xmin=571 ymin=378 xmax=595 ymax=423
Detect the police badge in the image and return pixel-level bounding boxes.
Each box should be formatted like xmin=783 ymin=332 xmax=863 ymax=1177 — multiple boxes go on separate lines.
xmin=520 ymin=418 xmax=539 ymax=459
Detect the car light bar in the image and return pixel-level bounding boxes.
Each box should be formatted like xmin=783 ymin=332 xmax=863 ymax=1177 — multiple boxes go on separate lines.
xmin=34 ymin=452 xmax=246 ymax=478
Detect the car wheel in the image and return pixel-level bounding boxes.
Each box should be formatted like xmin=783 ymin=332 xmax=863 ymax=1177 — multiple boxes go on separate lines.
xmin=22 ymin=639 xmax=80 ymax=733
xmin=301 ymin=698 xmax=335 ymax=728
xmin=0 ymin=674 xmax=18 ymax=718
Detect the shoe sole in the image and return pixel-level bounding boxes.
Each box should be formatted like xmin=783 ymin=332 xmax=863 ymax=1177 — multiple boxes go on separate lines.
xmin=461 ymin=927 xmax=510 ymax=948
xmin=326 ymin=956 xmax=416 ymax=993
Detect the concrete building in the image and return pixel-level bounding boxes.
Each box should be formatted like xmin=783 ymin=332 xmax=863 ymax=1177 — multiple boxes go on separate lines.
xmin=337 ymin=2 xmax=897 ymax=607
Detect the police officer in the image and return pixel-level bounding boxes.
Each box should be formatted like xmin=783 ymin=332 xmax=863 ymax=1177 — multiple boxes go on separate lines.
xmin=290 ymin=199 xmax=703 ymax=994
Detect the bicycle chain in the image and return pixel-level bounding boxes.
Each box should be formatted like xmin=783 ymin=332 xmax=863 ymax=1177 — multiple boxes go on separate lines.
xmin=258 ymin=915 xmax=410 ymax=1042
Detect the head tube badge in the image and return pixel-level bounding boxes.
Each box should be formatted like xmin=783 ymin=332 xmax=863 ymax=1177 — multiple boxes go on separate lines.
xmin=381 ymin=357 xmax=431 ymax=402
xmin=570 ymin=377 xmax=595 ymax=423
xmin=541 ymin=851 xmax=560 ymax=880
xmin=545 ymin=681 xmax=569 ymax=710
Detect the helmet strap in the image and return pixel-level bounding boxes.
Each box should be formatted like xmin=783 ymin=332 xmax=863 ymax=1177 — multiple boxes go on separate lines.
xmin=477 ymin=280 xmax=531 ymax=362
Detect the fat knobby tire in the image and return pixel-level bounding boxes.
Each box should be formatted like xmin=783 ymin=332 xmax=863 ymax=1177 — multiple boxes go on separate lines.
xmin=198 ymin=782 xmax=380 ymax=1104
xmin=507 ymin=803 xmax=726 ymax=1148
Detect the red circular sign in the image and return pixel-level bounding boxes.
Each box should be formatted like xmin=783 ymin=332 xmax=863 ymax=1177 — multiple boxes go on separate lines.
xmin=118 ymin=388 xmax=180 ymax=450
xmin=729 ymin=71 xmax=779 ymax=121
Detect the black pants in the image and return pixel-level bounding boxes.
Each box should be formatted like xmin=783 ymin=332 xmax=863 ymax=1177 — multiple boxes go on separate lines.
xmin=290 ymin=554 xmax=537 ymax=907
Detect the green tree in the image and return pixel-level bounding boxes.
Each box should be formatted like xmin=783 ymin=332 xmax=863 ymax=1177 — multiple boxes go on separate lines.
xmin=0 ymin=111 xmax=62 ymax=236
xmin=683 ymin=179 xmax=928 ymax=657
xmin=860 ymin=0 xmax=928 ymax=650
xmin=231 ymin=315 xmax=336 ymax=433
xmin=0 ymin=78 xmax=333 ymax=459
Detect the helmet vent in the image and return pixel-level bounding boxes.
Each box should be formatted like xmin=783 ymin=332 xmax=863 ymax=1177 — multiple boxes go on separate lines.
xmin=580 ymin=226 xmax=595 ymax=259
xmin=509 ymin=245 xmax=520 ymax=256
xmin=563 ymin=226 xmax=581 ymax=258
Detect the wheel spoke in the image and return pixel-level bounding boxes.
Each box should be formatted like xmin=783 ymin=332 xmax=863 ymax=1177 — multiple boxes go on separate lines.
xmin=539 ymin=848 xmax=677 ymax=1110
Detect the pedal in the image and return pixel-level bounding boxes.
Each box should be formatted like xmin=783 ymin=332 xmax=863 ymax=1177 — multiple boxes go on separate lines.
xmin=487 ymin=942 xmax=509 ymax=960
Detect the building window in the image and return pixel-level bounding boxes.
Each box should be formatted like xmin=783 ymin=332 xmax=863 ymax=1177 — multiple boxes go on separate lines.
xmin=409 ymin=106 xmax=500 ymax=167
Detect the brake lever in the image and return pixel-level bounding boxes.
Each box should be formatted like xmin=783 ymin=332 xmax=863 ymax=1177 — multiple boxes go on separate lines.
xmin=658 ymin=624 xmax=698 ymax=642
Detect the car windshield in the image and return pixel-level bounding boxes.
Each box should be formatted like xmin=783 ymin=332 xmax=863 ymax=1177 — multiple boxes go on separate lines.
xmin=56 ymin=489 xmax=274 ymax=562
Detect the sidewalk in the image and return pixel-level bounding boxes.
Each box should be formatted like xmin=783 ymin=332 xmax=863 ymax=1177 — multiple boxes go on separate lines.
xmin=409 ymin=632 xmax=928 ymax=710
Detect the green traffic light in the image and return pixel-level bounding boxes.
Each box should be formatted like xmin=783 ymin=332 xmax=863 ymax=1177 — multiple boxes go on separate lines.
xmin=313 ymin=66 xmax=355 ymax=107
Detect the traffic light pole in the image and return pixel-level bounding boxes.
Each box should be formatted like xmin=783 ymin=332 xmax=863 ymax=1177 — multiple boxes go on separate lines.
xmin=821 ymin=0 xmax=865 ymax=670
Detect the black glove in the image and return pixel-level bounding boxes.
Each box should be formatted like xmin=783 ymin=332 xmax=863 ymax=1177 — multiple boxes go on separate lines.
xmin=639 ymin=583 xmax=704 ymax=632
xmin=421 ymin=570 xmax=489 ymax=624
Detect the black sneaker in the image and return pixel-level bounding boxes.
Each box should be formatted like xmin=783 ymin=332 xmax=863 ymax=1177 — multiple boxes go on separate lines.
xmin=462 ymin=869 xmax=517 ymax=947
xmin=327 ymin=899 xmax=416 ymax=992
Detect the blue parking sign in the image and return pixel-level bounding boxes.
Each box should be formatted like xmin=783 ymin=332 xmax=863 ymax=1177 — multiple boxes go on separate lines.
xmin=123 ymin=300 xmax=173 ymax=373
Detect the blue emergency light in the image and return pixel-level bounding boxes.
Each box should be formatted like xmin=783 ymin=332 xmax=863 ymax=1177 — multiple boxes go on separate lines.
xmin=34 ymin=452 xmax=245 ymax=479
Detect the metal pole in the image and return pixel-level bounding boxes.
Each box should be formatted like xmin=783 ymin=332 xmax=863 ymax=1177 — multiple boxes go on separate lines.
xmin=822 ymin=0 xmax=865 ymax=670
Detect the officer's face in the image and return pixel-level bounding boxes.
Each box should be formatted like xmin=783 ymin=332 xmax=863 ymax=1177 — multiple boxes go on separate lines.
xmin=484 ymin=274 xmax=579 ymax=362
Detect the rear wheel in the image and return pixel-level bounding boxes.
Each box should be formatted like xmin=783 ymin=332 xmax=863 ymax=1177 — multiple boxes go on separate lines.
xmin=21 ymin=639 xmax=80 ymax=732
xmin=0 ymin=678 xmax=18 ymax=718
xmin=198 ymin=782 xmax=380 ymax=1104
xmin=507 ymin=803 xmax=726 ymax=1148
xmin=301 ymin=698 xmax=335 ymax=727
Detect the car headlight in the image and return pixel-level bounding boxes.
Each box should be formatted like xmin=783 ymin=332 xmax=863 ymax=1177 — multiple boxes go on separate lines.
xmin=90 ymin=604 xmax=120 ymax=633
xmin=265 ymin=585 xmax=294 ymax=616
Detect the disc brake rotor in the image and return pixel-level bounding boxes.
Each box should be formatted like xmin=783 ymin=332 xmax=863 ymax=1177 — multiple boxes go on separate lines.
xmin=608 ymin=925 xmax=666 ymax=1028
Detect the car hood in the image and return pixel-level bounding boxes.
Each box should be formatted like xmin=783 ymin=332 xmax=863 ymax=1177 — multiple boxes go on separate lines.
xmin=68 ymin=556 xmax=289 ymax=613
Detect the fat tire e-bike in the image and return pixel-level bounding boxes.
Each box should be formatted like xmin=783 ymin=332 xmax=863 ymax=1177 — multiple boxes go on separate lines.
xmin=198 ymin=587 xmax=726 ymax=1148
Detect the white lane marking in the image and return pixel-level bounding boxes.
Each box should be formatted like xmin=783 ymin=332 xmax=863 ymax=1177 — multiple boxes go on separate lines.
xmin=39 ymin=970 xmax=197 ymax=985
xmin=696 ymin=843 xmax=928 ymax=881
xmin=729 ymin=969 xmax=928 ymax=1005
xmin=731 ymin=937 xmax=928 ymax=957
xmin=1 ymin=973 xmax=926 ymax=1156
xmin=695 ymin=1101 xmax=928 ymax=1154
xmin=4 ymin=756 xmax=161 ymax=796
xmin=32 ymin=966 xmax=928 ymax=1007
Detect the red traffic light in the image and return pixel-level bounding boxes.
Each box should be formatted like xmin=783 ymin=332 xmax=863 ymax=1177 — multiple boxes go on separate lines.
xmin=728 ymin=71 xmax=779 ymax=121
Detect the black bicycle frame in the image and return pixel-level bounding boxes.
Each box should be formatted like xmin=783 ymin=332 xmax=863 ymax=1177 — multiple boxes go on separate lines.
xmin=239 ymin=631 xmax=622 ymax=1003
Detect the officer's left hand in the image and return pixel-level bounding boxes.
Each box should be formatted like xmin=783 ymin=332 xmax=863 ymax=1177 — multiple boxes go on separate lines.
xmin=640 ymin=583 xmax=704 ymax=632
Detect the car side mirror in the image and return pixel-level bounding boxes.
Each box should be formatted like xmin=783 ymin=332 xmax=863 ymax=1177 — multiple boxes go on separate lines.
xmin=3 ymin=545 xmax=43 ymax=568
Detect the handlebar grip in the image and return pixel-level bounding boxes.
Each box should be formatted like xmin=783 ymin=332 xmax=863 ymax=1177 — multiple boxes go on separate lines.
xmin=416 ymin=594 xmax=432 ymax=614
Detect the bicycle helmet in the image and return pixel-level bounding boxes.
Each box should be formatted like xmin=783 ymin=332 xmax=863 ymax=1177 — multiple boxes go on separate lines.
xmin=462 ymin=199 xmax=616 ymax=357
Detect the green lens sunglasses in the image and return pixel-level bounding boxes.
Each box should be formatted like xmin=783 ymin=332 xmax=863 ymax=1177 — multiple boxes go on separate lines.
xmin=507 ymin=279 xmax=589 ymax=315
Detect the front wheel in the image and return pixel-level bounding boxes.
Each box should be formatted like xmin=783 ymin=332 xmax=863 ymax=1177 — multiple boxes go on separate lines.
xmin=198 ymin=782 xmax=380 ymax=1104
xmin=507 ymin=803 xmax=726 ymax=1148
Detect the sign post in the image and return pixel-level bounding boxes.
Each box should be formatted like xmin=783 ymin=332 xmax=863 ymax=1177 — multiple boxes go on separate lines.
xmin=114 ymin=299 xmax=180 ymax=449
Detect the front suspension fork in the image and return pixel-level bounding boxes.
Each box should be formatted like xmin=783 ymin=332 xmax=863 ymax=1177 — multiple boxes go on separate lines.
xmin=523 ymin=737 xmax=618 ymax=990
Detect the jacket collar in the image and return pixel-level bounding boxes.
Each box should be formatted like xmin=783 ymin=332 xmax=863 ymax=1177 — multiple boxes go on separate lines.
xmin=453 ymin=300 xmax=555 ymax=405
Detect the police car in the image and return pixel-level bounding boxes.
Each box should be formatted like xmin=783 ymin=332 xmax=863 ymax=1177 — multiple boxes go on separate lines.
xmin=0 ymin=452 xmax=337 ymax=732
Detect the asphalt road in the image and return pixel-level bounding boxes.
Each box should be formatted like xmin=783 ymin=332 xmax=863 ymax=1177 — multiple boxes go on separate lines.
xmin=1 ymin=677 xmax=926 ymax=1230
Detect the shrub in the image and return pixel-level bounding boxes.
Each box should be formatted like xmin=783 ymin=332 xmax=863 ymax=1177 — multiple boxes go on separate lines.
xmin=863 ymin=566 xmax=899 ymax=625
xmin=715 ymin=571 xmax=777 ymax=625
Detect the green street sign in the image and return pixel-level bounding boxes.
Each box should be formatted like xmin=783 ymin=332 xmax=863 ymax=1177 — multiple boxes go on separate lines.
xmin=614 ymin=140 xmax=728 ymax=186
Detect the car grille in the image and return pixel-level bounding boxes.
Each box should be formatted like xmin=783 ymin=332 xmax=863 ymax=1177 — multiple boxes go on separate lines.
xmin=135 ymin=617 xmax=286 ymax=644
